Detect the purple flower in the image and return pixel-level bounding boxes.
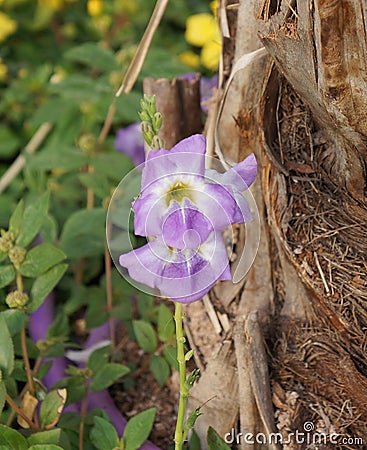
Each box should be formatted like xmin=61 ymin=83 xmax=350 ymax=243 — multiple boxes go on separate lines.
xmin=119 ymin=133 xmax=257 ymax=304
xmin=179 ymin=73 xmax=218 ymax=112
xmin=120 ymin=232 xmax=231 ymax=304
xmin=115 ymin=123 xmax=145 ymax=166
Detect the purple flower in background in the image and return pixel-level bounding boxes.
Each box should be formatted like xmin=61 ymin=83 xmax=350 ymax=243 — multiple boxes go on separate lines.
xmin=179 ymin=73 xmax=218 ymax=112
xmin=119 ymin=133 xmax=257 ymax=304
xmin=115 ymin=122 xmax=145 ymax=166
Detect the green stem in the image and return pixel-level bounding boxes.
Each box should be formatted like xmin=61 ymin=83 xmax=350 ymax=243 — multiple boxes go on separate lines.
xmin=174 ymin=302 xmax=188 ymax=450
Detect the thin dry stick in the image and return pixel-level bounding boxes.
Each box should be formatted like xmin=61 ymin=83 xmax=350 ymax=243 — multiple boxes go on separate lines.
xmin=0 ymin=122 xmax=52 ymax=193
xmin=314 ymin=251 xmax=330 ymax=294
xmin=115 ymin=0 xmax=170 ymax=97
xmin=105 ymin=247 xmax=115 ymax=348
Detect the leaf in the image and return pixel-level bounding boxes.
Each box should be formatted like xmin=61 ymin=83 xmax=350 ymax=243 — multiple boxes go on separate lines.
xmin=50 ymin=75 xmax=111 ymax=102
xmin=28 ymin=264 xmax=68 ymax=313
xmin=17 ymin=391 xmax=38 ymax=429
xmin=123 ymin=408 xmax=156 ymax=450
xmin=188 ymin=430 xmax=201 ymax=450
xmin=28 ymin=147 xmax=88 ymax=171
xmin=39 ymin=389 xmax=67 ymax=430
xmin=27 ymin=429 xmax=61 ymax=446
xmin=16 ymin=192 xmax=50 ymax=247
xmin=149 ymin=355 xmax=170 ymax=387
xmin=27 ymin=446 xmax=64 ymax=450
xmin=162 ymin=345 xmax=179 ymax=371
xmin=78 ymin=173 xmax=110 ymax=200
xmin=0 ymin=425 xmax=28 ymax=450
xmin=0 ymin=265 xmax=15 ymax=289
xmin=87 ymin=345 xmax=110 ymax=374
xmin=19 ymin=244 xmax=66 ymax=278
xmin=59 ymin=208 xmax=106 ymax=259
xmin=0 ymin=313 xmax=14 ymax=378
xmin=0 ymin=381 xmax=5 ymax=415
xmin=132 ymin=320 xmax=157 ymax=353
xmin=207 ymin=426 xmax=232 ymax=450
xmin=2 ymin=310 xmax=27 ymax=336
xmin=157 ymin=303 xmax=175 ymax=342
xmin=9 ymin=200 xmax=24 ymax=238
xmin=64 ymin=43 xmax=118 ymax=72
xmin=90 ymin=416 xmax=118 ymax=450
xmin=0 ymin=126 xmax=20 ymax=158
xmin=90 ymin=363 xmax=130 ymax=391
xmin=89 ymin=153 xmax=133 ymax=182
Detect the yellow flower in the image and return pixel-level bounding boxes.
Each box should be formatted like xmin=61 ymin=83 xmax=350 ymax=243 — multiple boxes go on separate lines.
xmin=0 ymin=59 xmax=8 ymax=81
xmin=185 ymin=13 xmax=217 ymax=48
xmin=178 ymin=50 xmax=200 ymax=69
xmin=201 ymin=40 xmax=221 ymax=71
xmin=87 ymin=0 xmax=103 ymax=17
xmin=0 ymin=12 xmax=17 ymax=42
xmin=184 ymin=8 xmax=221 ymax=71
xmin=38 ymin=0 xmax=64 ymax=11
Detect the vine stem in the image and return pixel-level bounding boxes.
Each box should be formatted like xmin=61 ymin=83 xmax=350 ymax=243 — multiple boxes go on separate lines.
xmin=174 ymin=302 xmax=188 ymax=450
xmin=16 ymin=269 xmax=35 ymax=396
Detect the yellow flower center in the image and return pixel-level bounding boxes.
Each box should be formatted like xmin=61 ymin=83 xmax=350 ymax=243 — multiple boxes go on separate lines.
xmin=166 ymin=181 xmax=193 ymax=206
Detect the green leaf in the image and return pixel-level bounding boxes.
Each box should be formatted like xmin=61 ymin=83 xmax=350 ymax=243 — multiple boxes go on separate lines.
xmin=27 ymin=446 xmax=64 ymax=450
xmin=0 ymin=313 xmax=14 ymax=378
xmin=132 ymin=320 xmax=157 ymax=353
xmin=59 ymin=208 xmax=106 ymax=259
xmin=0 ymin=265 xmax=15 ymax=289
xmin=162 ymin=345 xmax=179 ymax=371
xmin=90 ymin=363 xmax=130 ymax=391
xmin=207 ymin=427 xmax=232 ymax=450
xmin=19 ymin=244 xmax=66 ymax=278
xmin=0 ymin=381 xmax=5 ymax=415
xmin=0 ymin=126 xmax=20 ymax=158
xmin=50 ymin=75 xmax=111 ymax=102
xmin=123 ymin=408 xmax=156 ymax=450
xmin=78 ymin=173 xmax=110 ymax=200
xmin=16 ymin=192 xmax=50 ymax=247
xmin=28 ymin=147 xmax=88 ymax=171
xmin=2 ymin=309 xmax=27 ymax=336
xmin=0 ymin=425 xmax=28 ymax=450
xmin=87 ymin=345 xmax=110 ymax=374
xmin=90 ymin=153 xmax=133 ymax=182
xmin=157 ymin=304 xmax=174 ymax=342
xmin=149 ymin=355 xmax=170 ymax=387
xmin=9 ymin=200 xmax=24 ymax=238
xmin=64 ymin=43 xmax=118 ymax=72
xmin=28 ymin=264 xmax=68 ymax=313
xmin=188 ymin=430 xmax=201 ymax=450
xmin=39 ymin=389 xmax=67 ymax=430
xmin=27 ymin=429 xmax=61 ymax=446
xmin=90 ymin=416 xmax=119 ymax=450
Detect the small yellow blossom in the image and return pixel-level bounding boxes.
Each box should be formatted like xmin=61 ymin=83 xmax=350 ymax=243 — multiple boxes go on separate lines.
xmin=0 ymin=59 xmax=8 ymax=81
xmin=87 ymin=0 xmax=103 ymax=17
xmin=178 ymin=50 xmax=200 ymax=69
xmin=185 ymin=13 xmax=217 ymax=48
xmin=38 ymin=0 xmax=64 ymax=11
xmin=210 ymin=0 xmax=218 ymax=16
xmin=184 ymin=6 xmax=221 ymax=71
xmin=0 ymin=12 xmax=17 ymax=42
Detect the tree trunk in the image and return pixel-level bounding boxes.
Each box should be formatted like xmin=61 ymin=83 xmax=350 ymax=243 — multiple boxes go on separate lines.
xmin=185 ymin=0 xmax=367 ymax=448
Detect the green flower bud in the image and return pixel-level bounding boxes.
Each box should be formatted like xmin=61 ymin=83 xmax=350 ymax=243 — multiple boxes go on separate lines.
xmin=152 ymin=112 xmax=163 ymax=133
xmin=186 ymin=407 xmax=202 ymax=430
xmin=6 ymin=291 xmax=29 ymax=309
xmin=138 ymin=110 xmax=150 ymax=122
xmin=0 ymin=230 xmax=14 ymax=253
xmin=151 ymin=135 xmax=165 ymax=150
xmin=78 ymin=134 xmax=97 ymax=155
xmin=9 ymin=246 xmax=26 ymax=268
xmin=141 ymin=121 xmax=153 ymax=134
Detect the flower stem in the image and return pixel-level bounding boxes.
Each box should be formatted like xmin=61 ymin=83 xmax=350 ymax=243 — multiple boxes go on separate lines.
xmin=174 ymin=302 xmax=188 ymax=450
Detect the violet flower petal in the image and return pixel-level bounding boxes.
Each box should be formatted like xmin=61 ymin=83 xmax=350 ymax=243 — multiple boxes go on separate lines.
xmin=115 ymin=123 xmax=145 ymax=167
xmin=141 ymin=134 xmax=206 ymax=190
xmin=119 ymin=232 xmax=231 ymax=303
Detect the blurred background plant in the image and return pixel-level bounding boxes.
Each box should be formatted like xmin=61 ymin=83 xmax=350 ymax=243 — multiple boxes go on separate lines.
xmin=0 ymin=0 xmax=219 ymax=449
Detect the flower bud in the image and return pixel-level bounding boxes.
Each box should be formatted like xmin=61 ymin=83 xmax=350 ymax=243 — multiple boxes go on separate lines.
xmin=6 ymin=291 xmax=29 ymax=309
xmin=152 ymin=112 xmax=163 ymax=133
xmin=0 ymin=230 xmax=14 ymax=253
xmin=9 ymin=246 xmax=26 ymax=268
xmin=151 ymin=135 xmax=165 ymax=150
xmin=78 ymin=134 xmax=97 ymax=155
xmin=138 ymin=110 xmax=150 ymax=122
